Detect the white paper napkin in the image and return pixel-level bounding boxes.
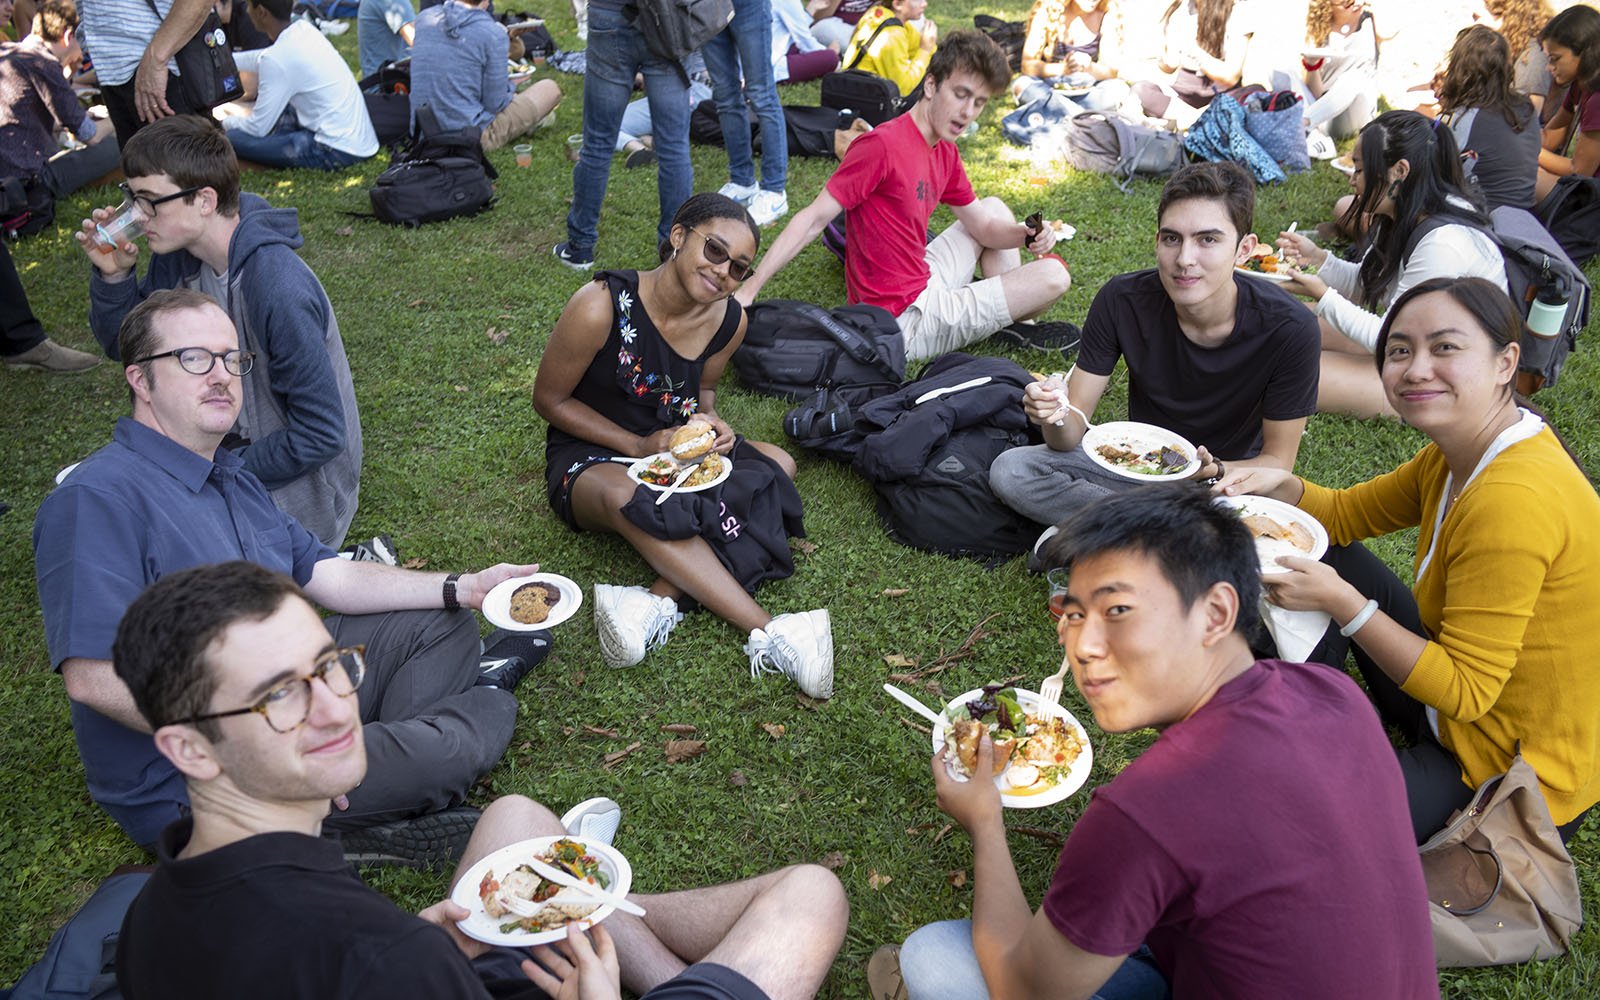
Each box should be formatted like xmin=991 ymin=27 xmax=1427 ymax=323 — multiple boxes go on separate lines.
xmin=1260 ymin=598 xmax=1331 ymax=663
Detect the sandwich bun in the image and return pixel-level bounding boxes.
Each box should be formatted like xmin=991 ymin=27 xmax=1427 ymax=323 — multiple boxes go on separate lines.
xmin=950 ymin=718 xmax=1015 ymax=777
xmin=670 ymin=420 xmax=716 ymax=462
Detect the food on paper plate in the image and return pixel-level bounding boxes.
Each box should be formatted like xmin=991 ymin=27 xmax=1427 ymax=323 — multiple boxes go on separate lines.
xmin=1094 ymin=442 xmax=1190 ymax=476
xmin=943 ymin=685 xmax=1087 ymax=794
xmin=1239 ymin=511 xmax=1317 ymax=570
xmin=478 ymin=838 xmax=610 ymax=934
xmin=509 ymin=581 xmax=561 ymax=625
xmin=681 ymin=452 xmax=724 ymax=488
xmin=1240 ymin=245 xmax=1313 ymax=276
xmin=669 ymin=419 xmax=716 ymax=462
xmin=635 ymin=455 xmax=679 ymax=487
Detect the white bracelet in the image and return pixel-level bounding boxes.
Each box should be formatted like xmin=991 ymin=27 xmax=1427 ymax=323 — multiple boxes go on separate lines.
xmin=1339 ymin=598 xmax=1380 ymax=638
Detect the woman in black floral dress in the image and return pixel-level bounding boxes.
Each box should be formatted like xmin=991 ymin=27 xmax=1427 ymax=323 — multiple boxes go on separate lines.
xmin=534 ymin=194 xmax=833 ymax=698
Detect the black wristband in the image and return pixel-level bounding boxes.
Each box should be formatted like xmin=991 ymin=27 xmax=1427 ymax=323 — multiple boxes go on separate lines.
xmin=443 ymin=573 xmax=461 ymax=613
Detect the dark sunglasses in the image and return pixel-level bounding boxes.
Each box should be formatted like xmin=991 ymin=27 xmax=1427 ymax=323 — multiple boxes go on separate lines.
xmin=689 ymin=228 xmax=756 ymax=281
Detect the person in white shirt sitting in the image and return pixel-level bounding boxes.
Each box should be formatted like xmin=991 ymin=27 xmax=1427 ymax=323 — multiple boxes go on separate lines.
xmin=217 ymin=0 xmax=378 ymax=170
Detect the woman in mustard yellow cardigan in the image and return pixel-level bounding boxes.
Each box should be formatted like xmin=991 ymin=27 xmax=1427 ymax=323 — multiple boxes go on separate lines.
xmin=1218 ymin=276 xmax=1600 ymax=843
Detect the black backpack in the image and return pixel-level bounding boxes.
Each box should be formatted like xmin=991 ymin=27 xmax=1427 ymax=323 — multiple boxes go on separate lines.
xmin=1 ymin=174 xmax=55 ymax=239
xmin=1535 ymin=174 xmax=1600 ymax=266
xmin=358 ymin=59 xmax=412 ymax=149
xmin=973 ymin=14 xmax=1025 ymax=73
xmin=368 ymin=105 xmax=496 ymax=228
xmin=783 ymin=381 xmax=897 ymax=464
xmin=733 ymin=300 xmax=906 ymax=399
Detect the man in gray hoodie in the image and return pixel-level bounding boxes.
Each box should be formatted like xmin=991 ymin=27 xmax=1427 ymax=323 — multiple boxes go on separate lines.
xmin=77 ymin=114 xmax=362 ymax=548
xmin=408 ymin=0 xmax=561 ymax=152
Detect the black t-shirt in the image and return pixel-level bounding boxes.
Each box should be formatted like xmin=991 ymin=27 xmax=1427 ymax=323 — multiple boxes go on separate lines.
xmin=116 ymin=819 xmax=543 ymax=1000
xmin=1075 ymin=270 xmax=1320 ymax=460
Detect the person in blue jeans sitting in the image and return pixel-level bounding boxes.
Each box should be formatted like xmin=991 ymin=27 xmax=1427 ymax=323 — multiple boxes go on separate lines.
xmin=703 ymin=0 xmax=790 ymax=227
xmin=218 ymin=0 xmax=378 ymax=170
xmin=867 ymin=488 xmax=1440 ymax=1000
xmin=554 ymin=0 xmax=693 ymax=270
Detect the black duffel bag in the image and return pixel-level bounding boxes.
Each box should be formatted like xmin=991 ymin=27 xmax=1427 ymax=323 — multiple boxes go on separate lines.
xmin=821 ymin=69 xmax=904 ymax=126
xmin=733 ymin=300 xmax=905 ymax=399
xmin=369 ymin=105 xmax=496 ymax=227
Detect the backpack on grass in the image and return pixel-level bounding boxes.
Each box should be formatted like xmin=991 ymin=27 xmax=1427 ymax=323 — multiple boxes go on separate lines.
xmin=1535 ymin=174 xmax=1600 ymax=266
xmin=1063 ymin=111 xmax=1187 ymax=192
xmin=368 ymin=105 xmax=496 ymax=228
xmin=733 ymin=300 xmax=905 ymax=399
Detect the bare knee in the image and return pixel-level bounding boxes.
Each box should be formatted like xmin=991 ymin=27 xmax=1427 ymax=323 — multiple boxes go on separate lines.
xmin=748 ymin=441 xmax=798 ymax=479
xmin=979 ymin=195 xmax=1014 ymax=222
xmin=769 ymin=864 xmax=849 ymax=926
xmin=1031 ymin=257 xmax=1071 ymax=299
xmin=480 ymin=794 xmax=564 ymax=835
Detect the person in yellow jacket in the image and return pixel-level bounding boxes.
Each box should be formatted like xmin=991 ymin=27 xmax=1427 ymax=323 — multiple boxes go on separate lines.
xmin=1217 ymin=276 xmax=1600 ymax=844
xmin=840 ymin=0 xmax=937 ymax=96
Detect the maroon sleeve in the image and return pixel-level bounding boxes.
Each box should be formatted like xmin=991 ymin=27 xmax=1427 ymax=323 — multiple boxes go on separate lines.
xmin=1040 ymin=793 xmax=1186 ymax=958
xmin=1578 ymin=88 xmax=1600 ymax=136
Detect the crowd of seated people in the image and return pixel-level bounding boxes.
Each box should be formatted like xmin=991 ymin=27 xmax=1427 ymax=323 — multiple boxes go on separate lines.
xmin=5 ymin=2 xmax=1600 ymax=997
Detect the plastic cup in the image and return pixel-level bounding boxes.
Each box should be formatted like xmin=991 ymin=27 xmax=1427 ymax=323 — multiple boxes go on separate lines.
xmin=514 ymin=143 xmax=533 ymax=168
xmin=565 ymin=133 xmax=583 ymax=163
xmin=1047 ymin=567 xmax=1071 ymax=620
xmin=94 ymin=201 xmax=142 ymax=254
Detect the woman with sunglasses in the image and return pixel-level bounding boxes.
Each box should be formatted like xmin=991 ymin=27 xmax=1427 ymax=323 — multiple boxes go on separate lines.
xmin=1218 ymin=277 xmax=1600 ymax=843
xmin=534 ymin=193 xmax=833 ymax=699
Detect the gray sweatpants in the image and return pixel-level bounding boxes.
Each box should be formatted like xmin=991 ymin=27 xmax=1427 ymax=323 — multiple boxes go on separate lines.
xmin=322 ymin=609 xmax=517 ymax=828
xmin=988 ymin=443 xmax=1137 ymax=527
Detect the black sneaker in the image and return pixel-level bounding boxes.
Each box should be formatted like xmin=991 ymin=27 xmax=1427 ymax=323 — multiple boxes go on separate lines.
xmin=625 ymin=146 xmax=657 ymax=169
xmin=476 ymin=629 xmax=553 ymax=692
xmin=337 ymin=804 xmax=481 ymax=870
xmin=991 ymin=320 xmax=1082 ymax=353
xmin=341 ymin=534 xmax=399 ymax=566
xmin=553 ymin=242 xmax=595 ymax=271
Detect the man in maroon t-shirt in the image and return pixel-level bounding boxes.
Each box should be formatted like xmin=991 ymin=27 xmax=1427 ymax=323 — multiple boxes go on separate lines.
xmin=735 ymin=30 xmax=1072 ymax=360
xmin=868 ymin=489 xmax=1439 ymax=1000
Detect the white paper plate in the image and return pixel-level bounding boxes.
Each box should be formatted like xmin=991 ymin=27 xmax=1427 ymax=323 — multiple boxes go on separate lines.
xmin=931 ymin=688 xmax=1094 ymax=809
xmin=1081 ymin=421 xmax=1201 ymax=481
xmin=452 ymin=836 xmax=633 ymax=946
xmin=481 ymin=573 xmax=582 ymax=631
xmin=1215 ymin=495 xmax=1329 ymax=574
xmin=1055 ymin=86 xmax=1092 ymax=98
xmin=1330 ymin=156 xmax=1356 ymax=176
xmin=1234 ymin=265 xmax=1298 ymax=283
xmin=626 ymin=451 xmax=733 ymax=494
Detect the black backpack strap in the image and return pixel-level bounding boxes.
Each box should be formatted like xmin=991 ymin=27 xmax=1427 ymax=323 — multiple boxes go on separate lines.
xmin=791 ymin=303 xmax=890 ymax=367
xmin=847 ymin=16 xmax=903 ymax=71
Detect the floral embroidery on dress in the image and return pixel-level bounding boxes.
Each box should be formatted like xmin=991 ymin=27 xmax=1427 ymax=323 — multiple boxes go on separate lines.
xmin=612 ymin=285 xmax=699 ymax=420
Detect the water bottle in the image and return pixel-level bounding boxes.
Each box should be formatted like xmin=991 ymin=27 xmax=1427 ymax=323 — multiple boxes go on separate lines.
xmin=837 ymin=108 xmax=854 ymax=130
xmin=1526 ymin=278 xmax=1569 ymax=340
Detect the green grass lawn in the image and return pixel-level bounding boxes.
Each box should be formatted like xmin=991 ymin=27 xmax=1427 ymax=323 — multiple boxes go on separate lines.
xmin=4 ymin=5 xmax=1600 ymax=997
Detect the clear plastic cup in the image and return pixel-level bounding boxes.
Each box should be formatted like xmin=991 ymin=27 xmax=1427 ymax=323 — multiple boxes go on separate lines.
xmin=94 ymin=201 xmax=143 ymax=254
xmin=514 ymin=143 xmax=533 ymax=168
xmin=565 ymin=134 xmax=583 ymax=163
xmin=1047 ymin=568 xmax=1071 ymax=620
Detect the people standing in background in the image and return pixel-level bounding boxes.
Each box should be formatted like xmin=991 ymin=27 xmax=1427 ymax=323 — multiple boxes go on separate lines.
xmin=704 ymin=0 xmax=792 ymax=227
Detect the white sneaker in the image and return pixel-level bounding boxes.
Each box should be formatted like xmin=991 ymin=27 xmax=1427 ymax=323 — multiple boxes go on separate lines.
xmin=717 ymin=181 xmax=759 ymax=205
xmin=746 ymin=610 xmax=833 ymax=699
xmin=593 ymin=584 xmax=681 ymax=669
xmin=1306 ymin=129 xmax=1337 ymax=161
xmin=747 ymin=189 xmax=789 ymax=227
xmin=560 ymin=796 xmax=622 ymax=846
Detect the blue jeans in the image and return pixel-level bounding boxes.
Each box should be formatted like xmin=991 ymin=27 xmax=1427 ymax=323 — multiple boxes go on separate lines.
xmin=899 ymin=920 xmax=1170 ymax=1000
xmin=226 ymin=128 xmax=368 ymax=171
xmin=699 ymin=0 xmax=787 ymax=192
xmin=567 ymin=4 xmax=694 ymax=252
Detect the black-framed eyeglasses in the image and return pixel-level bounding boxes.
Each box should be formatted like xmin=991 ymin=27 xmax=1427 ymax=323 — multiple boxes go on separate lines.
xmin=120 ymin=181 xmax=203 ymax=218
xmin=689 ymin=227 xmax=756 ymax=281
xmin=172 ymin=646 xmax=366 ymax=734
xmin=130 ymin=347 xmax=255 ymax=376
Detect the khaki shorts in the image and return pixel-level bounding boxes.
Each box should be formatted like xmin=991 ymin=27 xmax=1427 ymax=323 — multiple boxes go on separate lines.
xmin=481 ymin=88 xmax=552 ymax=152
xmin=896 ymin=221 xmax=1014 ymax=361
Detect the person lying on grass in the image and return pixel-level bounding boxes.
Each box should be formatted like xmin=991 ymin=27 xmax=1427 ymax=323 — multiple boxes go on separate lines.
xmin=870 ymin=487 xmax=1438 ymax=1000
xmin=533 ymin=192 xmax=833 ymax=699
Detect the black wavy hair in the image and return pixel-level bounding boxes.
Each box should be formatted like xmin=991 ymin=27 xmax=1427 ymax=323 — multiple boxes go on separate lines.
xmin=1540 ymin=3 xmax=1600 ymax=91
xmin=657 ymin=192 xmax=758 ymax=263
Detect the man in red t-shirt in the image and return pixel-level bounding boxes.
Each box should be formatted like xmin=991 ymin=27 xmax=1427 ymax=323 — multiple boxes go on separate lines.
xmin=735 ymin=30 xmax=1072 ymax=360
xmin=867 ymin=489 xmax=1439 ymax=1000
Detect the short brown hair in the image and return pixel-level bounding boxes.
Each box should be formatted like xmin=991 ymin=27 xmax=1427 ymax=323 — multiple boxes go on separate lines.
xmin=121 ymin=115 xmax=241 ymax=217
xmin=118 ymin=288 xmax=226 ymax=401
xmin=925 ymin=29 xmax=1011 ymax=95
xmin=35 ymin=0 xmax=79 ymax=42
xmin=1157 ymin=162 xmax=1255 ymax=246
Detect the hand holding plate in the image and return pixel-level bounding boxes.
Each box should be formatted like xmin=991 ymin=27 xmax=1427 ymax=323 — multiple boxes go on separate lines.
xmin=1212 ymin=463 xmax=1299 ymax=501
xmin=458 ymin=562 xmax=541 ymax=610
xmin=1259 ymin=556 xmax=1361 ymax=616
xmin=418 ymin=899 xmax=494 ymax=961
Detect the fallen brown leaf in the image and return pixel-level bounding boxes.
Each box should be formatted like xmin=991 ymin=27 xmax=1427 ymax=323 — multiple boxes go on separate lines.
xmin=485 ymin=326 xmax=510 ymax=345
xmin=819 ymin=851 xmax=846 ymax=870
xmin=663 ymin=739 xmax=707 ymax=763
xmin=1012 ymin=825 xmax=1066 ymax=847
xmin=407 ymin=298 xmax=427 ymax=307
xmin=905 ymin=822 xmax=939 ymax=837
xmin=932 ymin=823 xmax=954 ymax=844
xmin=402 ymin=557 xmax=429 ymax=569
xmin=947 ymin=869 xmax=968 ymax=888
xmin=601 ymin=741 xmax=642 ymax=769
xmin=881 ymin=588 xmax=910 ymax=597
xmin=659 ymin=723 xmax=698 ymax=734
xmin=518 ymin=741 xmax=532 ymax=751
xmin=868 ymin=869 xmax=893 ymax=891
xmin=561 ymin=726 xmax=574 ymax=736
xmin=883 ymin=653 xmax=919 ymax=669
xmin=761 ymin=722 xmax=785 ymax=740
xmin=728 ymin=770 xmax=748 ymax=786
xmin=790 ymin=539 xmax=818 ymax=556
xmin=571 ymin=670 xmax=586 ymax=688
xmin=581 ymin=724 xmax=620 ymax=739
xmin=453 ymin=384 xmax=469 ymax=392
xmin=334 ymin=225 xmax=354 ymax=237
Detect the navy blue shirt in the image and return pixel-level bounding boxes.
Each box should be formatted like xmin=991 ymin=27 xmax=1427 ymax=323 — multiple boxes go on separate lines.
xmin=32 ymin=418 xmax=333 ymax=844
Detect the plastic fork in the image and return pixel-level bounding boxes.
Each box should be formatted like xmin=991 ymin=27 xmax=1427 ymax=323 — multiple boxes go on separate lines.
xmin=1038 ymin=649 xmax=1072 ymax=709
xmin=1045 ymin=368 xmax=1094 ymax=429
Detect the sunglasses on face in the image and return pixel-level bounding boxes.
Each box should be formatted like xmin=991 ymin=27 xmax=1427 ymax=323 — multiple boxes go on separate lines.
xmin=688 ymin=228 xmax=756 ymax=282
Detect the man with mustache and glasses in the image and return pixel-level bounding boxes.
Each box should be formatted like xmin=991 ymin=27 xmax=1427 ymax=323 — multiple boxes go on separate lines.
xmin=111 ymin=561 xmax=847 ymax=1000
xmin=33 ymin=290 xmax=552 ymax=868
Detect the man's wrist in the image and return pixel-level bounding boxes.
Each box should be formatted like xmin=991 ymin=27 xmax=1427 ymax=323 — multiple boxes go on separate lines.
xmin=442 ymin=573 xmax=462 ymax=612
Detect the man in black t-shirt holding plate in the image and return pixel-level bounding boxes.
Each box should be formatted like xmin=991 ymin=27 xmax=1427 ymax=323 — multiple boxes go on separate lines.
xmin=991 ymin=162 xmax=1320 ymax=550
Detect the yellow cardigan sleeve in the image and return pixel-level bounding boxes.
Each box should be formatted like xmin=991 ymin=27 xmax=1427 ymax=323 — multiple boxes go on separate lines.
xmin=1295 ymin=446 xmax=1434 ymax=547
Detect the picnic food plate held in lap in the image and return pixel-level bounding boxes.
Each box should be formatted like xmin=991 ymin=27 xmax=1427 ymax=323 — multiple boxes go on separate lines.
xmin=482 ymin=573 xmax=582 ymax=631
xmin=1081 ymin=421 xmax=1201 ymax=481
xmin=626 ymin=452 xmax=733 ymax=494
xmin=1235 ymin=246 xmax=1316 ymax=283
xmin=931 ymin=686 xmax=1093 ymax=809
xmin=452 ymin=835 xmax=633 ymax=946
xmin=1215 ymin=495 xmax=1329 ymax=574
